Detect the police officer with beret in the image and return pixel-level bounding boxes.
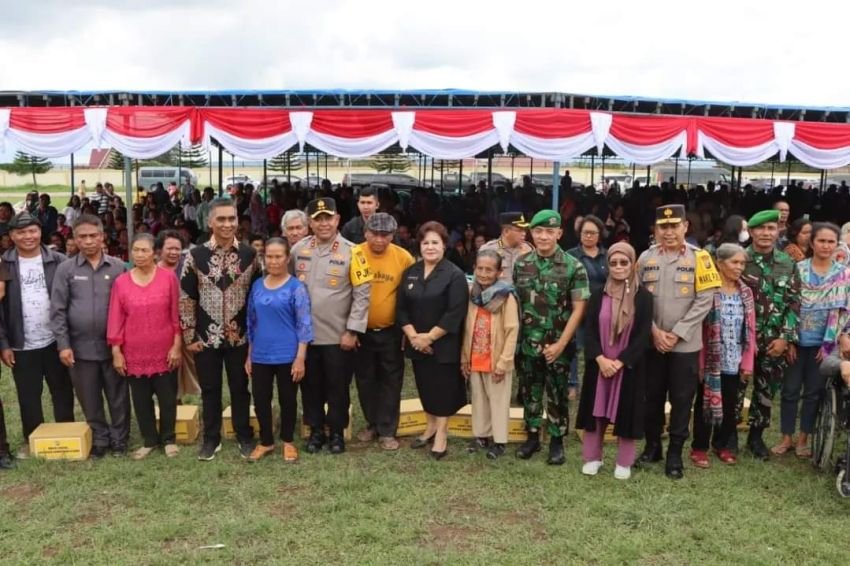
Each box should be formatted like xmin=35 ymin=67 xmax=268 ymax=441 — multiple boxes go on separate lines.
xmin=637 ymin=204 xmax=720 ymax=479
xmin=291 ymin=198 xmax=373 ymax=455
xmin=479 ymin=212 xmax=534 ymax=284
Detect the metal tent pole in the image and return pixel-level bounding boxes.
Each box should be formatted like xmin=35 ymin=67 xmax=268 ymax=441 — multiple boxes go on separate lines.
xmin=687 ymin=158 xmax=692 ymax=188
xmin=124 ymin=156 xmax=134 ymax=252
xmin=458 ymin=159 xmax=463 ymax=192
xmin=551 ymin=161 xmax=560 ymax=209
xmin=487 ymin=150 xmax=493 ymax=191
xmin=673 ymin=157 xmax=679 ymax=187
xmin=770 ymin=161 xmax=775 ymax=189
xmin=217 ymin=144 xmax=223 ymax=197
xmin=601 ymin=155 xmax=606 ymax=190
xmin=178 ymin=142 xmax=182 ymax=194
xmin=786 ymin=159 xmax=792 ymax=187
xmin=263 ymin=159 xmax=268 ymax=202
xmin=70 ymin=153 xmax=75 ymax=196
xmin=646 ymin=165 xmax=651 ymax=187
xmin=590 ymin=154 xmax=595 ymax=189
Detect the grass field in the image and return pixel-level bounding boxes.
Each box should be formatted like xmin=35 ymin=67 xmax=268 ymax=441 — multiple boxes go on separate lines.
xmin=0 ymin=363 xmax=847 ymax=565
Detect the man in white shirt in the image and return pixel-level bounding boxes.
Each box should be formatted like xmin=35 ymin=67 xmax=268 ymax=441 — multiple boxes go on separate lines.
xmin=0 ymin=212 xmax=75 ymax=460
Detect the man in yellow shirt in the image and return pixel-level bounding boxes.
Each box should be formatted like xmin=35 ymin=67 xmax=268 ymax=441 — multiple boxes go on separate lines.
xmin=353 ymin=213 xmax=415 ymax=450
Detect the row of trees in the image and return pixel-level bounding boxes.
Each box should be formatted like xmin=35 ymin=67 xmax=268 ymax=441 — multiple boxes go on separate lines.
xmin=0 ymin=145 xmax=455 ymax=189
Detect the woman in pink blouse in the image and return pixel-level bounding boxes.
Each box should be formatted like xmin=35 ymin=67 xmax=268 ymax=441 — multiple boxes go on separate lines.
xmin=107 ymin=233 xmax=182 ymax=460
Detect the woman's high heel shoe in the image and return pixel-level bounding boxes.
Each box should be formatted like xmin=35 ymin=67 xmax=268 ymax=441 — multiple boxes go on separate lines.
xmin=430 ymin=449 xmax=447 ymax=460
xmin=410 ymin=434 xmax=435 ymax=449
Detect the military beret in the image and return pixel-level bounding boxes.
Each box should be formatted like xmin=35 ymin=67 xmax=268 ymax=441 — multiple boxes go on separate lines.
xmin=498 ymin=211 xmax=529 ymax=229
xmin=529 ymin=209 xmax=561 ymax=229
xmin=655 ymin=204 xmax=685 ymax=225
xmin=306 ymin=197 xmax=337 ymax=218
xmin=8 ymin=211 xmax=41 ymax=231
xmin=748 ymin=210 xmax=780 ymax=229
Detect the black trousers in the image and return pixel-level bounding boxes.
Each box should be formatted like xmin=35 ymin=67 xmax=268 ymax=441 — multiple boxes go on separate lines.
xmin=129 ymin=372 xmax=178 ymax=447
xmin=0 ymin=367 xmax=9 ymax=454
xmin=252 ymin=363 xmax=297 ymax=445
xmin=303 ymin=344 xmax=352 ymax=435
xmin=692 ymin=373 xmax=740 ymax=452
xmin=354 ymin=328 xmax=404 ymax=438
xmin=194 ymin=344 xmax=253 ymax=445
xmin=645 ymin=350 xmax=699 ymax=448
xmin=12 ymin=344 xmax=75 ymax=442
xmin=69 ymin=359 xmax=130 ymax=450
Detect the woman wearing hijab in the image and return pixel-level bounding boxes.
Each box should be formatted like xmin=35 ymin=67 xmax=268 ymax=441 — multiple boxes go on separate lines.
xmin=461 ymin=250 xmax=520 ymax=460
xmin=690 ymin=244 xmax=756 ymax=468
xmin=576 ymin=242 xmax=653 ymax=480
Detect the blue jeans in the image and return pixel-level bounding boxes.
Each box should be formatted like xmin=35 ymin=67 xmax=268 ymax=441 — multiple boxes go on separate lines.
xmin=780 ymin=346 xmax=827 ymax=435
xmin=568 ymin=327 xmax=585 ymax=389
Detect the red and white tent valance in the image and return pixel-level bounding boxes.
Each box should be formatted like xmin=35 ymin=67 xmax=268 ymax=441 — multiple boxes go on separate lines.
xmin=5 ymin=106 xmax=850 ymax=168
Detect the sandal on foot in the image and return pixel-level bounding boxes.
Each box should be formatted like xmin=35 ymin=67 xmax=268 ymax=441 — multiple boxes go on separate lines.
xmin=770 ymin=443 xmax=794 ymax=456
xmin=795 ymin=445 xmax=812 ymax=459
xmin=689 ymin=450 xmax=710 ymax=468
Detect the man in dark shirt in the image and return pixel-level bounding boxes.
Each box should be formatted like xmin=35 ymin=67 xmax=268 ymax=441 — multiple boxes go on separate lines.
xmin=0 ymin=212 xmax=75 ymax=464
xmin=52 ymin=214 xmax=128 ymax=458
xmin=180 ymin=198 xmax=260 ymax=461
xmin=341 ymin=186 xmax=379 ymax=244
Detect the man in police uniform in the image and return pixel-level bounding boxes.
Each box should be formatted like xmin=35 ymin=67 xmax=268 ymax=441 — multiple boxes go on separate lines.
xmin=479 ymin=212 xmax=534 ymax=284
xmin=291 ymin=198 xmax=373 ymax=455
xmin=637 ymin=204 xmax=720 ymax=479
xmin=514 ymin=209 xmax=589 ymax=465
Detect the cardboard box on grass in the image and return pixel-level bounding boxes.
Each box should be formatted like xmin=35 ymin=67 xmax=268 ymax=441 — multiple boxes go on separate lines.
xmin=155 ymin=405 xmax=200 ymax=444
xmin=447 ymin=404 xmax=474 ymax=438
xmin=507 ymin=407 xmax=530 ymax=443
xmin=222 ymin=405 xmax=261 ymax=440
xmin=29 ymin=422 xmax=92 ymax=461
xmin=300 ymin=404 xmax=352 ymax=441
xmin=397 ymin=398 xmax=427 ymax=437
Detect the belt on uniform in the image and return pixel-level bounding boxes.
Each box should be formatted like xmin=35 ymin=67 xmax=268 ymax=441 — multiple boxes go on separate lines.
xmin=367 ymin=326 xmax=394 ymax=333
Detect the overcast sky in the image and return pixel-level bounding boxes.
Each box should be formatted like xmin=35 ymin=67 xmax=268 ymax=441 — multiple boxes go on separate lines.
xmin=1 ymin=0 xmax=848 ymax=109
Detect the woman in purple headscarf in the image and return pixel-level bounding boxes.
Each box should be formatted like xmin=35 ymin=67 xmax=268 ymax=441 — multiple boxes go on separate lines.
xmin=576 ymin=242 xmax=653 ymax=480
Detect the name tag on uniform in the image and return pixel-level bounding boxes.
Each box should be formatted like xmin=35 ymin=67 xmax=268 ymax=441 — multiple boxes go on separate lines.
xmin=73 ymin=275 xmax=89 ymax=281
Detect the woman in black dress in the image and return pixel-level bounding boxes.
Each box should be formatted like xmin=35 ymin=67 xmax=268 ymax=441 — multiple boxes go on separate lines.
xmin=396 ymin=221 xmax=469 ymax=459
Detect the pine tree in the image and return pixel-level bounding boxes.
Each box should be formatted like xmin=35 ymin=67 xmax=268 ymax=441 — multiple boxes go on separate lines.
xmin=108 ymin=149 xmax=126 ymax=170
xmin=171 ymin=143 xmax=209 ymax=168
xmin=269 ymin=152 xmax=303 ymax=173
xmin=369 ymin=153 xmax=411 ymax=173
xmin=0 ymin=151 xmax=53 ymax=188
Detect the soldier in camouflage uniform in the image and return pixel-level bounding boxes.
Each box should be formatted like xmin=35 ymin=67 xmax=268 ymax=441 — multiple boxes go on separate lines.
xmin=738 ymin=209 xmax=801 ymax=460
xmin=514 ymin=209 xmax=589 ymax=465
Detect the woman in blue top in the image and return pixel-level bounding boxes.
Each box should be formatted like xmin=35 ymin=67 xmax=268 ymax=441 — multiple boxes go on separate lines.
xmin=567 ymin=215 xmax=609 ymax=398
xmin=775 ymin=223 xmax=850 ymax=458
xmin=245 ymin=237 xmax=313 ymax=463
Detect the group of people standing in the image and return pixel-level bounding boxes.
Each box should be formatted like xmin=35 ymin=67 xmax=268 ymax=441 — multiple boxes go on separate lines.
xmin=0 ymin=188 xmax=848 ymax=487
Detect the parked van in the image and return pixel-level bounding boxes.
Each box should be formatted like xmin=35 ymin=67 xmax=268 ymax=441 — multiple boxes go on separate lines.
xmin=137 ymin=167 xmax=198 ymax=191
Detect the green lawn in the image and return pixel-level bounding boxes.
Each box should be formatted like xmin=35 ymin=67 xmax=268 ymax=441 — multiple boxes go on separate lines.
xmin=0 ymin=364 xmax=846 ymax=565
